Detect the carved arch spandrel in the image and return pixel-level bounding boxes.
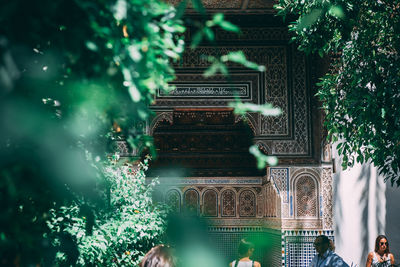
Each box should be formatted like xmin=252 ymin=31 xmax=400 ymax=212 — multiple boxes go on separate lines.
xmin=234 ymin=113 xmax=259 ymax=136
xmin=149 ymin=111 xmax=173 ymax=135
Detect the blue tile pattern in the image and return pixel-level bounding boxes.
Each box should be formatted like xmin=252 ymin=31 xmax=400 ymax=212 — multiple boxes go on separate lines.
xmin=282 ymin=230 xmax=335 ymax=267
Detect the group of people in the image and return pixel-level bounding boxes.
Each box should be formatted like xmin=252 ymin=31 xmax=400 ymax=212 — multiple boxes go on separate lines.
xmin=309 ymin=234 xmax=395 ymax=267
xmin=139 ymin=235 xmax=395 ymax=267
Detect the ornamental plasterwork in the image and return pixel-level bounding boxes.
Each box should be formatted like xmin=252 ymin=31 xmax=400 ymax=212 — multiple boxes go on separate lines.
xmin=289 ymin=168 xmax=321 ymax=219
xmin=165 ymin=0 xmax=276 ymax=13
xmin=294 ymin=175 xmax=318 ymax=218
xmin=277 ymin=166 xmax=334 ymax=230
xmin=282 ymin=203 xmax=290 ymax=219
xmin=238 ymin=188 xmax=257 ymax=217
xmin=156 ymin=178 xmax=278 ymax=220
xmin=270 ymin=46 xmax=310 ymax=155
xmin=183 ymin=187 xmax=200 ymax=215
xmin=148 ymin=111 xmax=173 ymax=135
xmin=221 ymin=189 xmax=236 ymax=217
xmin=234 ymin=114 xmax=258 ymax=136
xmin=208 ymin=218 xmax=282 ymax=229
xmin=321 ymin=168 xmax=333 ymax=229
xmin=282 ymin=219 xmax=322 ymax=230
xmin=215 ymin=27 xmax=290 ymax=41
xmin=165 ymin=189 xmax=181 ymax=213
xmin=203 ymin=189 xmax=218 ymax=217
xmin=264 ymin=183 xmax=279 ymax=218
xmin=151 ymin=44 xmax=311 ymax=156
xmin=270 ymin=167 xmax=289 ymax=202
xmin=155 ymin=71 xmax=260 ymax=107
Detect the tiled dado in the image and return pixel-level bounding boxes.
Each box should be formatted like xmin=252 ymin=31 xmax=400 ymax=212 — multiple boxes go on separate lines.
xmin=282 ymin=230 xmax=335 ymax=266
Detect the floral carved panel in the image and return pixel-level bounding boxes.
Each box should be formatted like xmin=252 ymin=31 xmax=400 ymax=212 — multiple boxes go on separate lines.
xmin=295 ymin=176 xmax=317 ymax=218
xmin=221 ymin=189 xmax=236 ymax=217
xmin=203 ymin=189 xmax=218 ymax=217
xmin=166 ymin=189 xmax=181 ymax=213
xmin=239 ymin=190 xmax=256 ymax=217
xmin=184 ymin=189 xmax=199 ymax=215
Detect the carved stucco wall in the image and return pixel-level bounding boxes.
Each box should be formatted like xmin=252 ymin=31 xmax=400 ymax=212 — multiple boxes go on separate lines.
xmin=156 ymin=166 xmax=333 ymax=231
xmin=122 ymin=22 xmax=333 ymax=266
xmin=154 ymin=165 xmax=334 ymax=267
xmin=156 ymin=176 xmax=281 ymax=229
xmin=149 ymin=25 xmax=314 ymax=158
xmin=270 ymin=167 xmax=333 ymax=231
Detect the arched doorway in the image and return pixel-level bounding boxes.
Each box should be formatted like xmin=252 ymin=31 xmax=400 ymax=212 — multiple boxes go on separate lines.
xmin=148 ymin=108 xmax=263 ymax=177
xmin=147 ymin=108 xmax=282 ymax=266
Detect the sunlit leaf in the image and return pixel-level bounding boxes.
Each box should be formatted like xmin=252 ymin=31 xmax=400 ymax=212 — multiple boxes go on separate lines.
xmin=297 ymin=8 xmax=323 ymax=30
xmin=328 ymin=5 xmax=344 ymax=19
xmin=229 ymin=101 xmax=282 ymax=117
xmin=219 ymin=21 xmax=240 ymax=33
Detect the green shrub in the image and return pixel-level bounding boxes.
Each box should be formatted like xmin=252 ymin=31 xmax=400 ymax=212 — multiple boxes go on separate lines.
xmin=47 ymin=157 xmax=168 ymax=266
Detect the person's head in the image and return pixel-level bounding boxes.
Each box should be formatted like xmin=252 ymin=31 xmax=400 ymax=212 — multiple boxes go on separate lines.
xmin=140 ymin=245 xmax=176 ymax=267
xmin=313 ymin=235 xmax=331 ymax=256
xmin=374 ymin=235 xmax=390 ymax=254
xmin=238 ymin=239 xmax=255 ymax=258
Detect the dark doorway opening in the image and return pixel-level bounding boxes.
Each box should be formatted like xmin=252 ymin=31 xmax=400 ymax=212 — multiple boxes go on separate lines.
xmin=148 ymin=108 xmax=265 ymax=177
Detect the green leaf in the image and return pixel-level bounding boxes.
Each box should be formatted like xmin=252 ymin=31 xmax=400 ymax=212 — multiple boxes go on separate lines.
xmin=203 ymin=62 xmax=219 ymax=77
xmin=297 ymin=8 xmax=323 ymax=30
xmin=85 ymin=41 xmax=98 ymax=52
xmin=228 ymin=101 xmax=282 ymax=117
xmin=249 ymin=145 xmax=278 ymax=169
xmin=213 ymin=13 xmax=224 ymax=24
xmin=190 ymin=30 xmax=203 ymax=49
xmin=328 ymin=5 xmax=345 ymax=19
xmin=175 ymin=0 xmax=188 ymax=19
xmin=191 ymin=0 xmax=206 ymax=15
xmin=204 ymin=27 xmax=215 ymax=41
xmin=219 ymin=21 xmax=240 ymax=33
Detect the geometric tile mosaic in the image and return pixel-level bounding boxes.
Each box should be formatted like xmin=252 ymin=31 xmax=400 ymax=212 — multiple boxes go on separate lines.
xmin=208 ymin=227 xmax=282 ymax=267
xmin=282 ymin=230 xmax=334 ymax=267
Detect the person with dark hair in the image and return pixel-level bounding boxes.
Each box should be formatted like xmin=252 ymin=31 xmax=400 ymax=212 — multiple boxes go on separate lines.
xmin=229 ymin=239 xmax=261 ymax=267
xmin=366 ymin=235 xmax=395 ymax=267
xmin=140 ymin=245 xmax=176 ymax=267
xmin=309 ymin=235 xmax=349 ymax=267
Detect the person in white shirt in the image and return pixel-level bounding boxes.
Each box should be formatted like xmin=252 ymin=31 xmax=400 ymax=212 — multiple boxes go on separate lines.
xmin=229 ymin=239 xmax=261 ymax=267
xmin=366 ymin=235 xmax=395 ymax=267
xmin=309 ymin=235 xmax=349 ymax=267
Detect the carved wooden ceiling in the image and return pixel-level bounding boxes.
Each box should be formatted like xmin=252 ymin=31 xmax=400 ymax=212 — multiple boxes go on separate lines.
xmin=165 ymin=0 xmax=277 ymax=14
xmin=147 ymin=109 xmax=266 ymax=177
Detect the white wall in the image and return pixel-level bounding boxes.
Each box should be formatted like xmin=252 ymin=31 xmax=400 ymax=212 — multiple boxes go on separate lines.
xmin=332 ymin=144 xmax=399 ymax=266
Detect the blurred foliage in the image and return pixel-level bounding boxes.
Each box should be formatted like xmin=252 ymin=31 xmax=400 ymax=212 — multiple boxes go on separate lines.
xmin=0 ymin=0 xmax=184 ymax=265
xmin=0 ymin=0 xmax=284 ymax=264
xmin=47 ymin=158 xmax=168 ymax=266
xmin=275 ymin=0 xmax=400 ymax=185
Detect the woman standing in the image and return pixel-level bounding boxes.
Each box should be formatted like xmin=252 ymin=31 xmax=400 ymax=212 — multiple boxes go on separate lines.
xmin=229 ymin=239 xmax=261 ymax=267
xmin=140 ymin=245 xmax=176 ymax=267
xmin=366 ymin=235 xmax=395 ymax=267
